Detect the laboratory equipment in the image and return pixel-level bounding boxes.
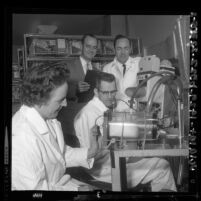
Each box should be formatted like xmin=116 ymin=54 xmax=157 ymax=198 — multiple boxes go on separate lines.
xmin=102 ymin=55 xmax=188 ymax=190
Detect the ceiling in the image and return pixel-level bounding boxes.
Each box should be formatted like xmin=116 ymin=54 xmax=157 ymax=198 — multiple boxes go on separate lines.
xmin=12 ymin=14 xmax=107 ymax=46
xmin=12 ymin=14 xmax=184 ymax=63
xmin=12 ymin=14 xmax=181 ymax=48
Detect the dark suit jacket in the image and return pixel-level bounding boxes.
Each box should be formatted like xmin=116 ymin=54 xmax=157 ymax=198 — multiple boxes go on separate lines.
xmin=66 ymin=57 xmax=95 ymax=103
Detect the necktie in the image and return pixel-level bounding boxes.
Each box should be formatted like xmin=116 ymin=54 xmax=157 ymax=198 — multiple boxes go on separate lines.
xmin=122 ymin=64 xmax=126 ymax=76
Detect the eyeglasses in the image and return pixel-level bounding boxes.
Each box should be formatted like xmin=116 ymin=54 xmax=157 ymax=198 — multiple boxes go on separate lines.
xmin=98 ymin=90 xmax=117 ymax=96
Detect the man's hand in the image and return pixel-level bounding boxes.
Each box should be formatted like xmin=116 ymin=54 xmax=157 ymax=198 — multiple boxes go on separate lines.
xmin=87 ymin=125 xmax=102 ymax=159
xmin=78 ymin=81 xmax=90 ymax=92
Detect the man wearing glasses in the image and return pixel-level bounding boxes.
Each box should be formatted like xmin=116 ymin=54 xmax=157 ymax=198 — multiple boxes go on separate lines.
xmin=73 ymin=71 xmax=177 ymax=192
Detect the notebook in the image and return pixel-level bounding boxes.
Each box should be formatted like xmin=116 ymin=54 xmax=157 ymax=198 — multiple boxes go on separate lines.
xmin=77 ymin=70 xmax=101 ymax=103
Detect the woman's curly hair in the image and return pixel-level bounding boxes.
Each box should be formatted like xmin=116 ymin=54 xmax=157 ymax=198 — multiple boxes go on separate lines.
xmin=21 ymin=61 xmax=70 ymax=106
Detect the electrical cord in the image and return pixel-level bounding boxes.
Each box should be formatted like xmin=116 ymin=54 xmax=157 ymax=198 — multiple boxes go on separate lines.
xmin=120 ymin=113 xmax=125 ymax=148
xmin=116 ymin=99 xmax=137 ymax=112
xmin=105 ymin=138 xmax=116 ymax=149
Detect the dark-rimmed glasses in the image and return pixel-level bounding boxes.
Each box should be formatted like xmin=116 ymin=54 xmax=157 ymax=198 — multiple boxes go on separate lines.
xmin=98 ymin=90 xmax=117 ymax=96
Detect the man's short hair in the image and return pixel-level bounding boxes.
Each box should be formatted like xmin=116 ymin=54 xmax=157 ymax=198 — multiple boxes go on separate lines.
xmin=21 ymin=61 xmax=70 ymax=107
xmin=95 ymin=71 xmax=116 ymax=90
xmin=113 ymin=34 xmax=131 ymax=48
xmin=81 ymin=34 xmax=97 ymax=45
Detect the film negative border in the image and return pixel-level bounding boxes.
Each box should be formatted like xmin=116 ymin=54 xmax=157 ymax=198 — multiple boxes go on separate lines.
xmin=189 ymin=11 xmax=198 ymax=196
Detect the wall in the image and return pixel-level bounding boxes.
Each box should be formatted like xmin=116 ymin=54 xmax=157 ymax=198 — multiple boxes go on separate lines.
xmin=12 ymin=14 xmax=110 ymax=62
xmin=127 ymin=15 xmax=180 ymax=49
xmin=110 ymin=15 xmax=127 ymax=36
xmin=12 ymin=14 xmax=181 ymax=62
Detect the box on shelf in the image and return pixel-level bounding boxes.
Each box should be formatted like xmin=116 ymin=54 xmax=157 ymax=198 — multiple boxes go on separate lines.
xmin=95 ymin=39 xmax=102 ymax=56
xmin=28 ymin=38 xmax=69 ymax=56
xmin=69 ymin=39 xmax=82 ymax=55
xmin=57 ymin=38 xmax=69 ymax=54
xmin=27 ymin=60 xmax=68 ymax=69
xmin=131 ymin=39 xmax=141 ymax=56
xmin=102 ymin=39 xmax=115 ymax=55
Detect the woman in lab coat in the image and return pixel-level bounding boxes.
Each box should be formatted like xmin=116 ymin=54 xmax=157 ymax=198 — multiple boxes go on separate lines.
xmin=12 ymin=62 xmax=100 ymax=191
xmin=74 ymin=71 xmax=177 ymax=192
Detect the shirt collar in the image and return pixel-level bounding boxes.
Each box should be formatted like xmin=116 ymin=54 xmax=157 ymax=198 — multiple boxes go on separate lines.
xmin=80 ymin=56 xmax=92 ymax=66
xmin=80 ymin=56 xmax=92 ymax=74
xmin=80 ymin=56 xmax=87 ymax=66
xmin=20 ymin=105 xmax=50 ymax=135
xmin=90 ymin=96 xmax=108 ymax=113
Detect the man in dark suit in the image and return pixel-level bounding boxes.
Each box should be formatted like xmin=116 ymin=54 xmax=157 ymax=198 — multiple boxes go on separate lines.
xmin=58 ymin=34 xmax=98 ymax=147
xmin=67 ymin=34 xmax=98 ymax=103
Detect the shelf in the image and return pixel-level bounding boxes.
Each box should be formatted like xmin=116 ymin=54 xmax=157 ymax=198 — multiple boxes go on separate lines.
xmin=24 ymin=34 xmax=142 ymax=70
xmin=26 ymin=57 xmax=70 ymax=61
xmin=18 ymin=33 xmax=142 ymax=102
xmin=26 ymin=56 xmax=114 ymax=61
xmin=24 ymin=33 xmax=115 ymax=40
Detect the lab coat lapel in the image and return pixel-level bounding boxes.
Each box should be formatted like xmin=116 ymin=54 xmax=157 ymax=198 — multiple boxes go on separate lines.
xmin=46 ymin=120 xmax=64 ymax=155
xmin=113 ymin=63 xmax=123 ymax=80
xmin=51 ymin=120 xmax=65 ymax=154
xmin=21 ymin=105 xmax=65 ymax=164
xmin=110 ymin=62 xmax=124 ymax=95
xmin=123 ymin=58 xmax=139 ymax=90
xmin=122 ymin=60 xmax=131 ymax=88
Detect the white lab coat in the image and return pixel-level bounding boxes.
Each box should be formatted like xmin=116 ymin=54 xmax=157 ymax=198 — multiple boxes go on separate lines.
xmin=12 ymin=105 xmax=94 ymax=191
xmin=74 ymin=96 xmax=177 ymax=191
xmin=103 ymin=56 xmax=141 ymax=111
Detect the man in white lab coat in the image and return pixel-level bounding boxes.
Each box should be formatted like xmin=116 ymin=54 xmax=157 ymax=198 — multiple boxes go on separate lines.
xmin=74 ymin=71 xmax=177 ymax=192
xmin=103 ymin=34 xmax=143 ymax=111
xmin=12 ymin=62 xmax=100 ymax=191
